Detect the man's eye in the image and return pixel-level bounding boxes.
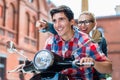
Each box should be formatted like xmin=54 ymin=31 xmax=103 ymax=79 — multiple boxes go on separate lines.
xmin=60 ymin=18 xmax=65 ymax=20
xmin=52 ymin=19 xmax=56 ymax=23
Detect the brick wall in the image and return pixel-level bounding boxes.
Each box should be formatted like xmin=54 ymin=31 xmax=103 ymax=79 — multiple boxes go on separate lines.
xmin=97 ymin=16 xmax=120 ymax=80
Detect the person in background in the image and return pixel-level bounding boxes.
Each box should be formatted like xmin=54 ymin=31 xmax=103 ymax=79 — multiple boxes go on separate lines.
xmin=38 ymin=5 xmax=112 ymax=80
xmin=78 ymin=11 xmax=107 ymax=56
xmin=36 ymin=11 xmax=108 ymax=80
xmin=78 ymin=11 xmax=107 ymax=80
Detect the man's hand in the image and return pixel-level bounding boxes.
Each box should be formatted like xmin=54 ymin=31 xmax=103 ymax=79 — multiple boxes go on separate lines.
xmin=80 ymin=57 xmax=94 ymax=68
xmin=36 ymin=19 xmax=48 ymax=30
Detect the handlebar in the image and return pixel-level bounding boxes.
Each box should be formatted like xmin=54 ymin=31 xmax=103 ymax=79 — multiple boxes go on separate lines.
xmin=57 ymin=60 xmax=94 ymax=67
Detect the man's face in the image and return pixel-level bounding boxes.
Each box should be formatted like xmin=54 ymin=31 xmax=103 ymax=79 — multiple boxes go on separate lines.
xmin=78 ymin=14 xmax=95 ymax=34
xmin=52 ymin=12 xmax=73 ymax=37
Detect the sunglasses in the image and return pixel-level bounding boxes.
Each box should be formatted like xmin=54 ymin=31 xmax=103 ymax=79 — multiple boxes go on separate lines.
xmin=78 ymin=20 xmax=94 ymax=26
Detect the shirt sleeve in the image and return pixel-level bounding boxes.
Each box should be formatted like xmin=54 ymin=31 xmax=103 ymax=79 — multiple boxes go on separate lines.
xmin=39 ymin=22 xmax=57 ymax=35
xmin=88 ymin=42 xmax=107 ymax=61
xmin=44 ymin=36 xmax=54 ymax=50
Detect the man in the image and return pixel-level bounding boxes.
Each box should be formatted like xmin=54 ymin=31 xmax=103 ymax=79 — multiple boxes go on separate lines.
xmin=36 ymin=11 xmax=108 ymax=80
xmin=38 ymin=5 xmax=112 ymax=80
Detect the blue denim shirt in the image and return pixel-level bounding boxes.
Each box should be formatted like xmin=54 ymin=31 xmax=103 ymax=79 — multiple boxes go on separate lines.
xmin=39 ymin=23 xmax=57 ymax=35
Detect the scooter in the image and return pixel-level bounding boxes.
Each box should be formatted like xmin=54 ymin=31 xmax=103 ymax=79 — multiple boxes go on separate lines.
xmin=6 ymin=30 xmax=102 ymax=80
xmin=6 ymin=41 xmax=94 ymax=80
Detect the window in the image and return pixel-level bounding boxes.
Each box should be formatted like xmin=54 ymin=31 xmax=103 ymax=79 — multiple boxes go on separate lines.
xmin=0 ymin=6 xmax=3 ymax=17
xmin=19 ymin=60 xmax=25 ymax=80
xmin=31 ymin=40 xmax=36 ymax=46
xmin=47 ymin=0 xmax=51 ymax=4
xmin=6 ymin=4 xmax=15 ymax=30
xmin=0 ymin=56 xmax=6 ymax=80
xmin=31 ymin=16 xmax=36 ymax=38
xmin=24 ymin=37 xmax=29 ymax=44
xmin=26 ymin=13 xmax=30 ymax=36
xmin=28 ymin=0 xmax=33 ymax=3
xmin=97 ymin=27 xmax=105 ymax=37
xmin=0 ymin=28 xmax=4 ymax=35
xmin=7 ymin=31 xmax=14 ymax=38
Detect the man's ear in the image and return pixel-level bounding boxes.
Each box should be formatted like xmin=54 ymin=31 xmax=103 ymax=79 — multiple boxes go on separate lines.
xmin=70 ymin=19 xmax=76 ymax=26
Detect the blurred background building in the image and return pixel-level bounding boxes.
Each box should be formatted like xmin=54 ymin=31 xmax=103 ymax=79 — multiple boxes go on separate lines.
xmin=0 ymin=0 xmax=120 ymax=80
xmin=0 ymin=0 xmax=55 ymax=80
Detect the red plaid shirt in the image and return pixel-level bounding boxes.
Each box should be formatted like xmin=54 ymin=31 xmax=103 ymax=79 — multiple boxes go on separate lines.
xmin=44 ymin=31 xmax=107 ymax=80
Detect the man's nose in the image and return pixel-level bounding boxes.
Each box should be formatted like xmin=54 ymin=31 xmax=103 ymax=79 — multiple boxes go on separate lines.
xmin=55 ymin=21 xmax=60 ymax=27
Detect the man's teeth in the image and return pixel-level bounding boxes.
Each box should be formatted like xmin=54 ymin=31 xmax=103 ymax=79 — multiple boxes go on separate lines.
xmin=58 ymin=28 xmax=63 ymax=31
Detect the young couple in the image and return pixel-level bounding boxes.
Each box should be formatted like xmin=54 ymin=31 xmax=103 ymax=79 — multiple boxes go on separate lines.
xmin=36 ymin=5 xmax=112 ymax=80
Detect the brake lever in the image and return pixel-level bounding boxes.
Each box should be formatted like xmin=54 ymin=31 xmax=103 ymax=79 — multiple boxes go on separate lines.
xmin=8 ymin=64 xmax=24 ymax=73
xmin=8 ymin=59 xmax=34 ymax=73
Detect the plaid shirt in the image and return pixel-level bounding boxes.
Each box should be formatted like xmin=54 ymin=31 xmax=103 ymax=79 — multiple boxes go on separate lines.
xmin=44 ymin=30 xmax=107 ymax=80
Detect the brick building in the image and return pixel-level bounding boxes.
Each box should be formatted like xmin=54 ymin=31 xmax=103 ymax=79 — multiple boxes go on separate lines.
xmin=96 ymin=15 xmax=120 ymax=80
xmin=0 ymin=0 xmax=55 ymax=80
xmin=0 ymin=0 xmax=120 ymax=80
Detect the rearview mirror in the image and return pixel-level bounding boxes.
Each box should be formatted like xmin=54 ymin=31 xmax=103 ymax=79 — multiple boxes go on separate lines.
xmin=6 ymin=41 xmax=16 ymax=53
xmin=6 ymin=41 xmax=28 ymax=59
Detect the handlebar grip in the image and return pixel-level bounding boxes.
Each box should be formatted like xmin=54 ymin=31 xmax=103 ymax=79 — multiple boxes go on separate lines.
xmin=76 ymin=62 xmax=94 ymax=66
xmin=72 ymin=60 xmax=94 ymax=67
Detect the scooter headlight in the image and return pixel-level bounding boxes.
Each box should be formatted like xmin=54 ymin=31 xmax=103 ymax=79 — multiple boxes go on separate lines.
xmin=33 ymin=50 xmax=54 ymax=71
